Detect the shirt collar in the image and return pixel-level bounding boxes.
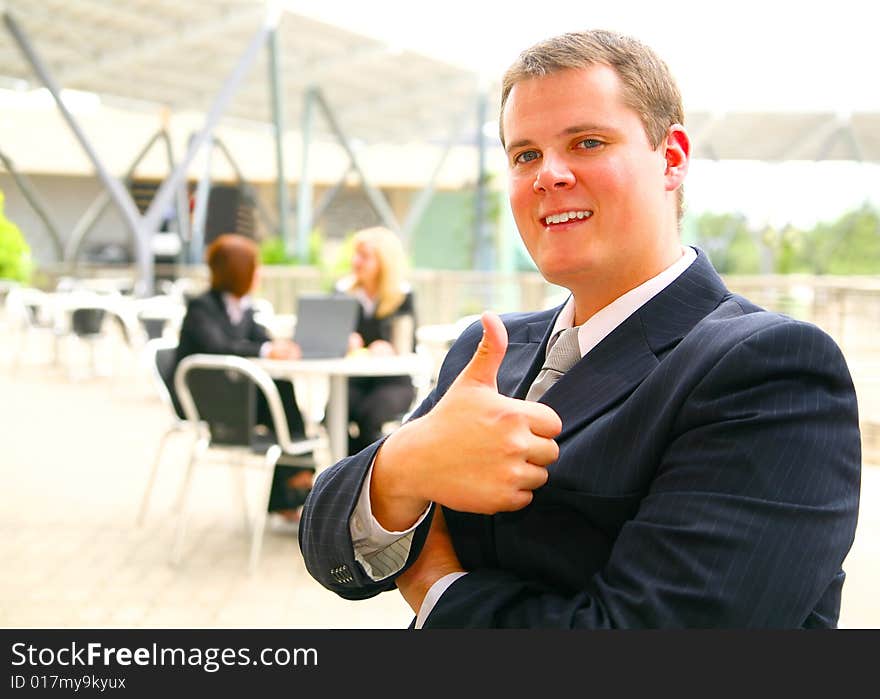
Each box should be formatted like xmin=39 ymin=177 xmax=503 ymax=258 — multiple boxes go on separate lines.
xmin=550 ymin=246 xmax=697 ymax=358
xmin=353 ymin=287 xmax=377 ymax=317
xmin=221 ymin=292 xmax=252 ymax=325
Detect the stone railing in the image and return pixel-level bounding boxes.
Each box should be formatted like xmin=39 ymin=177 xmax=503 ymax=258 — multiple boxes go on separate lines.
xmin=32 ymin=263 xmax=880 ymax=463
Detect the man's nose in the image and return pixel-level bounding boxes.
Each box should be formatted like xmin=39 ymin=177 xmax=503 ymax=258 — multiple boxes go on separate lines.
xmin=533 ymin=154 xmax=575 ymax=192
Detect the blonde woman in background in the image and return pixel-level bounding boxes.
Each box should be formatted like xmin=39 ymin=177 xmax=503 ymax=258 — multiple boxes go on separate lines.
xmin=336 ymin=226 xmax=417 ymax=455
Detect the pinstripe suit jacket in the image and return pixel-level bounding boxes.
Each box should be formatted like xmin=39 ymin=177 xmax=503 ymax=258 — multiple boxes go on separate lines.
xmin=299 ymin=249 xmax=861 ymax=628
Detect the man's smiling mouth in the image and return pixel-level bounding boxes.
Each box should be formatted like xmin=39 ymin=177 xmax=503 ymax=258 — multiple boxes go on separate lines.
xmin=543 ymin=210 xmax=593 ymax=226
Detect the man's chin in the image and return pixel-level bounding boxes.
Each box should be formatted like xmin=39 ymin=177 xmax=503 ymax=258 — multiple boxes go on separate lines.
xmin=537 ymin=261 xmax=588 ymax=289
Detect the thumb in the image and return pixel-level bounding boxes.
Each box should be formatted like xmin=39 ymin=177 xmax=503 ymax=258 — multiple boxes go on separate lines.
xmin=459 ymin=312 xmax=508 ymax=389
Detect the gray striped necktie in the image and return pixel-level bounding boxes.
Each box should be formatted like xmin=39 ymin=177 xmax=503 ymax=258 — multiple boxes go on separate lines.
xmin=525 ymin=326 xmax=582 ymax=401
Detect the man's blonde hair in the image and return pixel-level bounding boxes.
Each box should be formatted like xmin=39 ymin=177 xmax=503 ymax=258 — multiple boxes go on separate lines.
xmin=500 ymin=29 xmax=685 ymax=219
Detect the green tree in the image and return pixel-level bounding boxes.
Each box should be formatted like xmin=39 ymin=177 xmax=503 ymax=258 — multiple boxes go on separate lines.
xmin=319 ymin=231 xmax=357 ymax=290
xmin=411 ymin=190 xmax=473 ymax=270
xmin=807 ymin=203 xmax=880 ymax=275
xmin=773 ymin=224 xmax=813 ymax=275
xmin=259 ymin=228 xmax=324 ymax=266
xmin=0 ymin=189 xmax=32 ymax=282
xmin=691 ymin=203 xmax=880 ymax=275
xmin=691 ymin=211 xmax=761 ymax=274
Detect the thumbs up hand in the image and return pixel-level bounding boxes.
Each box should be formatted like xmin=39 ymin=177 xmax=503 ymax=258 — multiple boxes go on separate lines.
xmin=371 ymin=312 xmax=563 ymax=531
xmin=455 ymin=310 xmax=509 ymax=390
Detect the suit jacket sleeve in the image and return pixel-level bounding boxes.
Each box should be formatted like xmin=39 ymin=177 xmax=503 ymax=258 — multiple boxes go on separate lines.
xmin=299 ymin=383 xmax=441 ymax=599
xmin=424 ymin=319 xmax=860 ymax=628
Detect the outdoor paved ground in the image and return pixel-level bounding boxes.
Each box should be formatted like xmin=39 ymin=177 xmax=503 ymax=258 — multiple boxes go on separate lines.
xmin=0 ymin=333 xmax=412 ymax=629
xmin=1 ymin=328 xmax=878 ymax=629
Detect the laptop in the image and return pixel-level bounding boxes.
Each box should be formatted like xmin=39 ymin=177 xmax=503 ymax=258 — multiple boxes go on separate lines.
xmin=292 ymin=294 xmax=360 ymax=359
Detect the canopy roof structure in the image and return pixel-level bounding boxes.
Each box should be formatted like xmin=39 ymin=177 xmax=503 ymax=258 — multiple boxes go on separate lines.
xmin=0 ymin=0 xmax=482 ymax=146
xmin=1 ymin=0 xmax=877 ymax=295
xmin=1 ymin=0 xmax=878 ymax=161
xmin=687 ymin=112 xmax=880 ymax=163
xmin=0 ymin=0 xmax=497 ymax=292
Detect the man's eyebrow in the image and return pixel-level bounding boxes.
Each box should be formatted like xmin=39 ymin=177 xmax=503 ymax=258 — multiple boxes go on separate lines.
xmin=505 ymin=138 xmax=533 ymax=154
xmin=560 ymin=123 xmax=616 ymax=137
xmin=505 ymin=124 xmax=618 ymax=153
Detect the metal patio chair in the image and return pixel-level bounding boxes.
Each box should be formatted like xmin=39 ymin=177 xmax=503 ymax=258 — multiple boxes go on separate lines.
xmin=136 ymin=337 xmax=191 ymax=525
xmin=171 ymin=353 xmax=323 ymax=572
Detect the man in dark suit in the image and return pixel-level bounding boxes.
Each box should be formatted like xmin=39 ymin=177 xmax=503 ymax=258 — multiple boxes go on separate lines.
xmin=298 ymin=31 xmax=861 ymax=627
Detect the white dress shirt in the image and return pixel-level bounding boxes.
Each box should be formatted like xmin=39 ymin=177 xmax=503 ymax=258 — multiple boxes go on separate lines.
xmin=222 ymin=292 xmax=271 ymax=358
xmin=350 ymin=246 xmax=698 ymax=627
xmin=221 ymin=292 xmax=252 ymax=325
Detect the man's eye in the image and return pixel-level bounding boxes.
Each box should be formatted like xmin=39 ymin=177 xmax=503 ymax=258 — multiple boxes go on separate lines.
xmin=514 ymin=150 xmax=539 ymax=164
xmin=578 ymin=139 xmax=602 ymax=149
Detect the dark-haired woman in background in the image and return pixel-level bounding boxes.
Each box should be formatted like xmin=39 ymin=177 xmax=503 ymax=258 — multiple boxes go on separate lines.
xmin=174 ymin=233 xmax=313 ymax=521
xmin=336 ymin=226 xmax=417 ymax=456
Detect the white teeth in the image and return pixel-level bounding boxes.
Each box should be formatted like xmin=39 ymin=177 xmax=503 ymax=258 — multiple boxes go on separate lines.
xmin=544 ymin=210 xmax=592 ymax=225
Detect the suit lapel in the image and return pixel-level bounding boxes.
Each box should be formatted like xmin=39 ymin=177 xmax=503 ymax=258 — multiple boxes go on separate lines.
xmin=541 ymin=313 xmax=658 ymax=441
xmin=539 ymin=249 xmax=730 ymax=441
xmin=495 ymin=308 xmax=562 ymax=399
xmin=637 ymin=247 xmax=730 ymax=356
xmin=209 ymin=288 xmax=255 ymax=336
xmin=208 ymin=290 xmax=233 ymax=332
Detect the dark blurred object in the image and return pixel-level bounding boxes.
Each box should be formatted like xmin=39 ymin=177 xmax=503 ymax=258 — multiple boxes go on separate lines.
xmin=67 ymin=306 xmax=109 ymax=379
xmin=205 ymin=185 xmax=256 ymax=246
xmin=140 ymin=317 xmax=167 ymax=340
xmin=71 ymin=307 xmax=106 ymax=336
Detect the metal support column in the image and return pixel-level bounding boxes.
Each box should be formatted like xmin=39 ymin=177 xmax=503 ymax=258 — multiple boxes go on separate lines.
xmin=64 ymin=129 xmax=165 ymax=263
xmin=268 ymin=26 xmax=291 ymax=250
xmin=3 ymin=10 xmax=152 ymax=294
xmin=190 ymin=135 xmax=214 ymax=265
xmin=473 ymin=87 xmax=493 ymax=272
xmin=296 ymin=86 xmax=316 ymax=262
xmin=159 ymin=128 xmax=191 ymax=263
xmin=139 ymin=11 xmax=278 ymax=246
xmin=313 ymin=164 xmax=354 ymax=224
xmin=214 ymin=138 xmax=277 ymax=234
xmin=313 ymin=89 xmax=400 ymax=232
xmin=400 ymin=108 xmax=472 ymax=250
xmin=0 ymin=150 xmax=64 ymax=260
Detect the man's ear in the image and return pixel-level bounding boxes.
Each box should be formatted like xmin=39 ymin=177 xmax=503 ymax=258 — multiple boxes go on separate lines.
xmin=663 ymin=124 xmax=690 ymax=192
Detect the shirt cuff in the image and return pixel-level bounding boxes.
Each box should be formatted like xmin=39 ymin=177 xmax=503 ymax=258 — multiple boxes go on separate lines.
xmin=350 ymin=454 xmax=432 ymax=580
xmin=259 ymin=341 xmax=271 ymax=358
xmin=415 ymin=572 xmax=468 ymax=629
